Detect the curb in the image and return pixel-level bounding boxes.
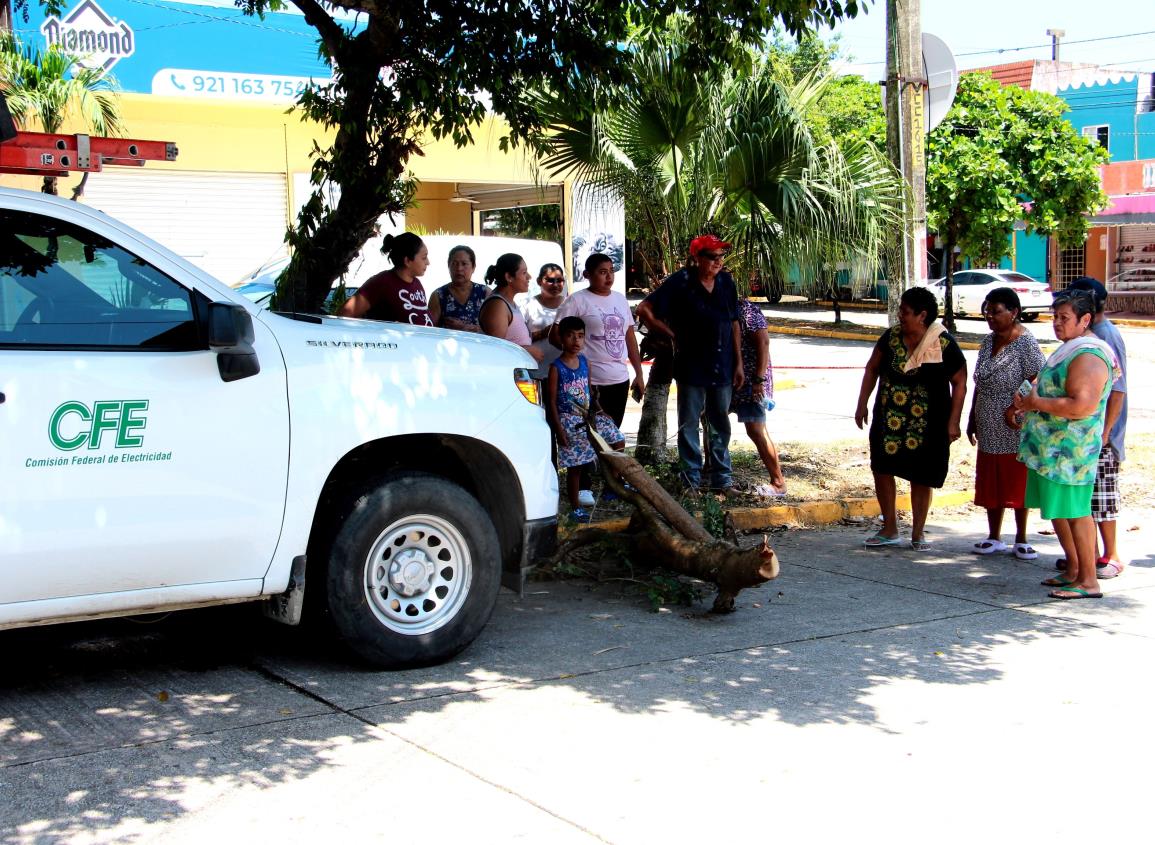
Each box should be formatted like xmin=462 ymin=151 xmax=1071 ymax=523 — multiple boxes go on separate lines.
xmin=558 ymin=489 xmax=974 ymax=539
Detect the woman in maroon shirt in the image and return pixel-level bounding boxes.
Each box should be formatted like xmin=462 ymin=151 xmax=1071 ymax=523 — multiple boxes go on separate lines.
xmin=338 ymin=232 xmax=433 ymax=326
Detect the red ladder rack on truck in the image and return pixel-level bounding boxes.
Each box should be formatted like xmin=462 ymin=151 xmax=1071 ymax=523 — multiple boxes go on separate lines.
xmin=0 ymin=130 xmax=178 ymax=176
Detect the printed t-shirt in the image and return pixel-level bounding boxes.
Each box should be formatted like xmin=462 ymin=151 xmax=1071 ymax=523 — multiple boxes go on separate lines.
xmin=555 ymin=288 xmax=632 ymax=386
xmin=357 ymin=269 xmax=433 ymax=326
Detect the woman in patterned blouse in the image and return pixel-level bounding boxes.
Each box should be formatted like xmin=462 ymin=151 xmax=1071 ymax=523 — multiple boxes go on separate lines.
xmin=965 ymin=288 xmax=1046 ymax=560
xmin=428 ymin=245 xmax=487 ymax=332
xmin=731 ymin=298 xmax=786 ymax=494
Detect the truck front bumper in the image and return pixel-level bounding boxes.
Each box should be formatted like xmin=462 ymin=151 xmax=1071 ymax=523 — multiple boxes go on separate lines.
xmin=502 ymin=515 xmax=558 ymax=595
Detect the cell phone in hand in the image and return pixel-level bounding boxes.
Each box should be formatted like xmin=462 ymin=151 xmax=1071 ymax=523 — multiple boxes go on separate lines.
xmin=630 ymin=382 xmax=644 ymax=403
xmin=1017 ymin=379 xmax=1033 ymax=399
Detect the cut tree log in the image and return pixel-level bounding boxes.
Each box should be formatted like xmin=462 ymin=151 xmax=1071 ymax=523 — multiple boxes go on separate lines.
xmin=564 ymin=426 xmax=780 ymax=613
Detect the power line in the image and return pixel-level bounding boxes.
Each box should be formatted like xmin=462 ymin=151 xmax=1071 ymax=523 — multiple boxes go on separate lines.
xmin=953 ymin=29 xmax=1155 ymax=59
xmin=847 ymin=29 xmax=1155 ymax=68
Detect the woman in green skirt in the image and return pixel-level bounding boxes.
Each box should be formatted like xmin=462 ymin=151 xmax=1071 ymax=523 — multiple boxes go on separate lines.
xmin=1014 ymin=289 xmax=1119 ymax=600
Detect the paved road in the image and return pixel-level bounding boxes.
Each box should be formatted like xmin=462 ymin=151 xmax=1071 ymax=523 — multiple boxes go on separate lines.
xmin=3 ymin=507 xmax=1153 ymax=843
xmin=622 ymin=314 xmax=1155 ymax=448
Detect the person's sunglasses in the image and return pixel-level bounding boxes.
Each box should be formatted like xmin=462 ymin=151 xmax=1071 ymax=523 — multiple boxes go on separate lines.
xmin=542 ymin=276 xmax=565 ymax=284
xmin=698 ymin=251 xmax=725 ymax=261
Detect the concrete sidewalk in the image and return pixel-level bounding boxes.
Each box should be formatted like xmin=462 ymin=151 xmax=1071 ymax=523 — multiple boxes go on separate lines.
xmin=3 ymin=506 xmax=1153 ymax=843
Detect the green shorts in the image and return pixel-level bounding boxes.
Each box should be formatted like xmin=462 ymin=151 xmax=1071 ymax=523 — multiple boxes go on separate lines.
xmin=1025 ymin=469 xmax=1093 ymax=520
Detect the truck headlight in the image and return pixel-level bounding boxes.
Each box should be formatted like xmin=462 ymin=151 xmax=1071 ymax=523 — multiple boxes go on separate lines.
xmin=513 ymin=368 xmax=540 ymax=405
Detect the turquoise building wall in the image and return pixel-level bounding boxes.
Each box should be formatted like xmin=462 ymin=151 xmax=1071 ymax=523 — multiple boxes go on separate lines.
xmin=996 ymin=231 xmax=1048 ymax=281
xmin=1057 ymin=77 xmax=1155 ymax=163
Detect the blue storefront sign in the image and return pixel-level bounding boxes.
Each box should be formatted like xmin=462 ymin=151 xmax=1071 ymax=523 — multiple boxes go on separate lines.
xmin=18 ymin=0 xmax=334 ymax=101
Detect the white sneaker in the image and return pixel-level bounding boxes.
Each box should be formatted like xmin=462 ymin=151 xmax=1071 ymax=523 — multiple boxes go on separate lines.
xmin=577 ymin=489 xmax=595 ymax=507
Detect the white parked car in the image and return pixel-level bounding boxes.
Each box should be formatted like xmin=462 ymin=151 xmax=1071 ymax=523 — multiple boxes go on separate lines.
xmin=927 ymin=269 xmax=1053 ymax=321
xmin=0 ymin=187 xmax=558 ymax=668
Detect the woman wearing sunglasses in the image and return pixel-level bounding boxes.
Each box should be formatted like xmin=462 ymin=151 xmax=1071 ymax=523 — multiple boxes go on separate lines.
xmin=522 ymin=263 xmax=568 ymax=380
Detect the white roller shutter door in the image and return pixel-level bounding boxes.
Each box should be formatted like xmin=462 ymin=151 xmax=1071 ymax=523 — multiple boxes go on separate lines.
xmin=81 ymin=170 xmax=289 ymax=283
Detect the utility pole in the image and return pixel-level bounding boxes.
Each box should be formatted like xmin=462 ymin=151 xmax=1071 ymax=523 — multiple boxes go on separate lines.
xmin=885 ymin=0 xmax=925 ymax=322
xmin=1046 ymin=28 xmax=1065 ymax=62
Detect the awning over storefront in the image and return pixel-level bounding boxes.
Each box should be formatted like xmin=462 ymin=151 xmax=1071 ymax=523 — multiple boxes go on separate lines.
xmin=1088 ymin=194 xmax=1155 ymax=225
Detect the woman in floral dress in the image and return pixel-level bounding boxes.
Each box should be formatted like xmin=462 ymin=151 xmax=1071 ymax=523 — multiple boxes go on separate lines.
xmin=731 ymin=298 xmax=786 ymax=494
xmin=855 ymin=287 xmax=967 ymax=550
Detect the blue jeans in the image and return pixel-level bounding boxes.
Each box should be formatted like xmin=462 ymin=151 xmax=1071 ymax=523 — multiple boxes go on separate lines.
xmin=676 ymin=382 xmax=733 ymax=489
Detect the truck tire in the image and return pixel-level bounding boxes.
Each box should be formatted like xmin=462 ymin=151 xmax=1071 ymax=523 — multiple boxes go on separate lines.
xmin=326 ymin=475 xmax=502 ymax=668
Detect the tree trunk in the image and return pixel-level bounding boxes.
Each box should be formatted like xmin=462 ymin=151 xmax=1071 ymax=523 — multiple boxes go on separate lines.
xmin=943 ymin=235 xmax=957 ymax=334
xmin=634 ymin=334 xmax=674 ymax=466
xmin=558 ymin=431 xmax=781 ymax=613
xmin=634 ymin=379 xmax=670 ymax=465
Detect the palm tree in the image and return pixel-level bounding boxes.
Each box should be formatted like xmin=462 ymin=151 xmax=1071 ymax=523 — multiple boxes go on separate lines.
xmin=538 ymin=31 xmax=905 ymax=462
xmin=0 ymin=33 xmax=123 ymax=197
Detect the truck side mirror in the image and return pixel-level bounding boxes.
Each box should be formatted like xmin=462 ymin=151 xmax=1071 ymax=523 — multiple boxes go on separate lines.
xmin=208 ymin=302 xmax=261 ymax=382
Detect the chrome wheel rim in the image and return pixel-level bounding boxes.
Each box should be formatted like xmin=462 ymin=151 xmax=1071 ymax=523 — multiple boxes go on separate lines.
xmin=363 ymin=514 xmax=473 ymax=635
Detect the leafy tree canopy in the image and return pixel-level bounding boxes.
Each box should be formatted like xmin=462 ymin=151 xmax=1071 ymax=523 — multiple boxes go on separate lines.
xmin=926 ymin=71 xmax=1108 ymax=269
xmin=537 ymin=26 xmax=903 ymax=296
xmin=763 ymin=30 xmax=885 ymax=150
xmin=15 ymin=0 xmax=870 ymax=310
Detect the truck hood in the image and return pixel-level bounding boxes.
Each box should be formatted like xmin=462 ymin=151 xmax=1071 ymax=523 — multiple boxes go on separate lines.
xmin=264 ymin=312 xmax=539 ymax=370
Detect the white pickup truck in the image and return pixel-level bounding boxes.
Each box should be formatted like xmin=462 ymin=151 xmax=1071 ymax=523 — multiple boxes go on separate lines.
xmin=0 ymin=187 xmax=558 ymax=667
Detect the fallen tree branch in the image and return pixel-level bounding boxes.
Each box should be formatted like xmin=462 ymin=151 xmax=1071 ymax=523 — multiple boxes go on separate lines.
xmin=560 ymin=424 xmax=781 ymax=613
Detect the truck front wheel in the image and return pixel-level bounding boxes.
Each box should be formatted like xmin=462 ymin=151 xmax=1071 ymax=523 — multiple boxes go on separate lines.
xmin=326 ymin=476 xmax=502 ymax=668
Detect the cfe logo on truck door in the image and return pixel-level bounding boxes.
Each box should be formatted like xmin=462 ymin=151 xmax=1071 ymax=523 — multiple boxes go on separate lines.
xmin=50 ymin=400 xmax=148 ymax=450
xmin=25 ymin=400 xmax=171 ymax=469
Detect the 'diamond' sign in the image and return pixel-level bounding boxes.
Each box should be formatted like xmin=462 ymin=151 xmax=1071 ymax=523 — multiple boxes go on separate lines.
xmin=40 ymin=0 xmax=136 ymax=74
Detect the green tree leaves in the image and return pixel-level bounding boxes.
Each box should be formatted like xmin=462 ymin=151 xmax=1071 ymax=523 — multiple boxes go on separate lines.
xmin=926 ymin=72 xmax=1108 ymax=270
xmin=538 ymin=29 xmax=904 ymax=297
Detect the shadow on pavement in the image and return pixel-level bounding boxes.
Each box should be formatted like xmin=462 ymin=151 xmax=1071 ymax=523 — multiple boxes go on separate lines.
xmin=0 ymin=521 xmax=1149 ymax=841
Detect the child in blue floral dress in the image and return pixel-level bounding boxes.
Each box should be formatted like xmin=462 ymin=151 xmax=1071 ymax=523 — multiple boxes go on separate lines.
xmin=547 ymin=316 xmax=626 ymax=521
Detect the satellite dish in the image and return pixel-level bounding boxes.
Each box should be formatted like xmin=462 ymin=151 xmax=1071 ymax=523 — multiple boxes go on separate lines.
xmin=922 ymin=32 xmax=958 ymax=132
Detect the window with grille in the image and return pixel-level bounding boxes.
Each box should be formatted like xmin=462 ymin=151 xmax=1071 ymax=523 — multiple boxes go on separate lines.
xmin=1055 ymin=243 xmax=1087 ymax=290
xmin=1144 ymin=163 xmax=1155 ymax=189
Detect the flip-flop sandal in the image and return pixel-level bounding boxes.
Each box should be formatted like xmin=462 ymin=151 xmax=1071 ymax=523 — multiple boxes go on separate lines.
xmin=1014 ymin=543 xmax=1038 ymax=560
xmin=910 ymin=538 xmax=931 ymax=551
xmin=1048 ymin=587 xmax=1104 ymax=600
xmin=1098 ymin=561 xmax=1125 ymax=579
xmin=864 ymin=533 xmax=903 ymax=547
xmin=972 ymin=539 xmax=1008 ymax=555
xmin=1042 ymin=576 xmax=1077 ymax=587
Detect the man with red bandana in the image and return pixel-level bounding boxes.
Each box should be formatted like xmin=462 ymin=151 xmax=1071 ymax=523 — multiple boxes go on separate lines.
xmin=636 ymin=235 xmax=744 ymax=494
